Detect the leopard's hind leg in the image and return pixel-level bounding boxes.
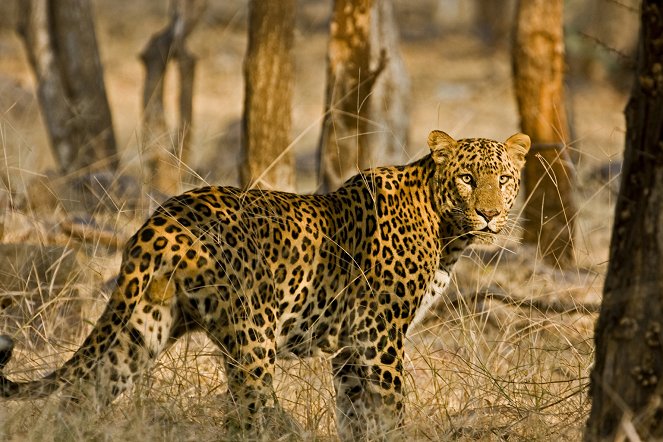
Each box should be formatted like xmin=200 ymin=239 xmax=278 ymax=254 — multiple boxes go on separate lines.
xmin=0 ymin=212 xmax=202 ymax=405
xmin=59 ymin=274 xmax=194 ymax=406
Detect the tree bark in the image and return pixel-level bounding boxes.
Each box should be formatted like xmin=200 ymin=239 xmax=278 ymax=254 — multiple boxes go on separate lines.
xmin=367 ymin=0 xmax=410 ymax=172
xmin=572 ymin=0 xmax=639 ymax=86
xmin=317 ymin=0 xmax=408 ymax=193
xmin=140 ymin=0 xmax=205 ymax=195
xmin=17 ymin=0 xmax=118 ymax=174
xmin=475 ymin=0 xmax=515 ymax=48
xmin=240 ymin=0 xmax=296 ymax=191
xmin=585 ymin=2 xmax=663 ymax=440
xmin=512 ymin=0 xmax=577 ymax=267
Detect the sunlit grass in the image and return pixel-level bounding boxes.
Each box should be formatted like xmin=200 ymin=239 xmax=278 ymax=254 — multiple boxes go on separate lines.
xmin=0 ymin=107 xmax=610 ymax=440
xmin=0 ymin=3 xmax=626 ymax=438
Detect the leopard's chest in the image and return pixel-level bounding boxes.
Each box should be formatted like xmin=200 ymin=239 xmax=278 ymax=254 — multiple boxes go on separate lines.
xmin=408 ymin=268 xmax=452 ymax=332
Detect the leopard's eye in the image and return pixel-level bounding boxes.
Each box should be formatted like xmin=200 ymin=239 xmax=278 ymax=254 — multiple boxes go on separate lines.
xmin=499 ymin=175 xmax=511 ymax=185
xmin=459 ymin=174 xmax=474 ymax=185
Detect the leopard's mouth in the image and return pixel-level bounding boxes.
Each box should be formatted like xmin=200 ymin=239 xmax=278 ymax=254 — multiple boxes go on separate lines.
xmin=466 ymin=225 xmax=497 ymax=237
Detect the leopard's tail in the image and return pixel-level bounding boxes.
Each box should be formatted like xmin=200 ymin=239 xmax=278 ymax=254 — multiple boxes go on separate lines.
xmin=0 ymin=335 xmax=21 ymax=398
xmin=0 ymin=296 xmax=125 ymax=400
xmin=0 ymin=334 xmax=64 ymax=399
xmin=0 ymin=260 xmax=160 ymax=402
xmin=0 ymin=218 xmax=192 ymax=403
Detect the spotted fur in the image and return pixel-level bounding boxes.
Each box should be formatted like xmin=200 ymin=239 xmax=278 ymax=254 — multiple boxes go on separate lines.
xmin=0 ymin=131 xmax=530 ymax=441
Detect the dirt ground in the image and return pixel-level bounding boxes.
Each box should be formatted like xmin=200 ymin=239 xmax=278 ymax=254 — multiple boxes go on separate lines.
xmin=0 ymin=0 xmax=634 ymax=440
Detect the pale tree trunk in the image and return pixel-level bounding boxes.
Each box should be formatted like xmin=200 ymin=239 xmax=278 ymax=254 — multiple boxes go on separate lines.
xmin=317 ymin=0 xmax=409 ymax=193
xmin=474 ymin=0 xmax=515 ymax=47
xmin=585 ymin=2 xmax=663 ymax=440
xmin=17 ymin=0 xmax=118 ymax=174
xmin=573 ymin=0 xmax=639 ymax=85
xmin=240 ymin=0 xmax=296 ymax=191
xmin=141 ymin=0 xmax=205 ymax=195
xmin=367 ymin=0 xmax=410 ymax=171
xmin=512 ymin=0 xmax=577 ymax=267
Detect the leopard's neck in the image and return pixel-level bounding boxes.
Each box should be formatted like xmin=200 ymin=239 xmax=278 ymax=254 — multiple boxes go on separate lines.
xmin=404 ymin=155 xmax=474 ymax=271
xmin=403 ymin=157 xmax=475 ymax=331
xmin=344 ymin=155 xmax=474 ymax=273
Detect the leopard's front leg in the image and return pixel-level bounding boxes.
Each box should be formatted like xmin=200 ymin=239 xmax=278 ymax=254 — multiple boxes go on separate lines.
xmin=332 ymin=320 xmax=405 ymax=441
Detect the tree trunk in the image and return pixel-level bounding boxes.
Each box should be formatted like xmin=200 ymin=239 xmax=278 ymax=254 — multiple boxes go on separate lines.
xmin=17 ymin=0 xmax=118 ymax=174
xmin=367 ymin=0 xmax=410 ymax=172
xmin=585 ymin=2 xmax=663 ymax=440
xmin=140 ymin=0 xmax=205 ymax=195
xmin=475 ymin=0 xmax=515 ymax=47
xmin=240 ymin=0 xmax=296 ymax=191
xmin=571 ymin=0 xmax=639 ymax=87
xmin=512 ymin=0 xmax=577 ymax=267
xmin=317 ymin=0 xmax=408 ymax=193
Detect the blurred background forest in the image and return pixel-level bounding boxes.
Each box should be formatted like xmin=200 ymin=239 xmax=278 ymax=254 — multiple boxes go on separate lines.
xmin=0 ymin=0 xmax=644 ymax=440
xmin=0 ymin=0 xmax=634 ymax=197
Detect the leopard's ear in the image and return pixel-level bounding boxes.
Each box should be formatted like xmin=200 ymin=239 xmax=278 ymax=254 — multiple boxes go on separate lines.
xmin=504 ymin=133 xmax=530 ymax=170
xmin=428 ymin=130 xmax=457 ymax=165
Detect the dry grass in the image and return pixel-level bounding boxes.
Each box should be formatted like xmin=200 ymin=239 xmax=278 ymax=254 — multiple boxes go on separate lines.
xmin=0 ymin=0 xmax=630 ymax=440
xmin=402 ymin=252 xmax=596 ymax=440
xmin=0 ymin=180 xmax=607 ymax=440
xmin=0 ymin=239 xmax=599 ymax=441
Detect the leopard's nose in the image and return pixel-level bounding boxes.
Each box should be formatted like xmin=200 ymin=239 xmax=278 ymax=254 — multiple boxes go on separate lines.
xmin=476 ymin=207 xmax=500 ymax=222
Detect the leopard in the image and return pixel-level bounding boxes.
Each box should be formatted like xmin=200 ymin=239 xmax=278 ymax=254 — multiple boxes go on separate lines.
xmin=0 ymin=130 xmax=530 ymax=441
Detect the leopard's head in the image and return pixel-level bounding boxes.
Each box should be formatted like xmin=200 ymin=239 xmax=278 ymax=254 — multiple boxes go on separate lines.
xmin=428 ymin=130 xmax=530 ymax=237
